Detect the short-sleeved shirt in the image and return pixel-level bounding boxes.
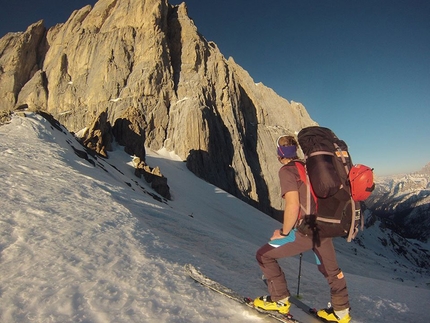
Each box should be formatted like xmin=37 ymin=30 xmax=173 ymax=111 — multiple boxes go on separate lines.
xmin=278 ymin=160 xmax=307 ymax=203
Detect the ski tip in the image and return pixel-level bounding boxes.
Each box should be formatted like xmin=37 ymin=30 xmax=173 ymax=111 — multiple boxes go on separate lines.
xmin=184 ymin=263 xmax=198 ymax=274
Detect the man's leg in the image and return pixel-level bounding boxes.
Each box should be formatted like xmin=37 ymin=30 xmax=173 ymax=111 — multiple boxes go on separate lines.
xmin=313 ymin=238 xmax=350 ymax=311
xmin=256 ymin=230 xmax=313 ymax=301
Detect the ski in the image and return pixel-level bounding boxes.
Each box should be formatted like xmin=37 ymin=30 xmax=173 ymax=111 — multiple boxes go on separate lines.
xmin=289 ymin=297 xmax=321 ymax=321
xmin=184 ymin=264 xmax=301 ymax=323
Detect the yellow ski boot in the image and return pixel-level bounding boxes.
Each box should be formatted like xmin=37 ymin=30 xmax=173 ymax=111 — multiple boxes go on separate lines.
xmin=253 ymin=295 xmax=291 ymax=314
xmin=317 ymin=307 xmax=351 ymax=323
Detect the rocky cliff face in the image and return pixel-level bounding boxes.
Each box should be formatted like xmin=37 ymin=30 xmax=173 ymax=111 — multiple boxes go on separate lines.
xmin=0 ymin=0 xmax=316 ymax=216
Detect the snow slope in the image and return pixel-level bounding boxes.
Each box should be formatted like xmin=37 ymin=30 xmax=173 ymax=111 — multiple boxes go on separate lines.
xmin=1 ymin=113 xmax=429 ymax=323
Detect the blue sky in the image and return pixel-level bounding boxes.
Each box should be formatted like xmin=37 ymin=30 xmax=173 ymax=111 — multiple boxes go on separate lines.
xmin=1 ymin=0 xmax=429 ymax=176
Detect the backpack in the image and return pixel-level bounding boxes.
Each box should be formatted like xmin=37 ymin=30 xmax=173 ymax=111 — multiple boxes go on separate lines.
xmin=296 ymin=126 xmax=374 ymax=243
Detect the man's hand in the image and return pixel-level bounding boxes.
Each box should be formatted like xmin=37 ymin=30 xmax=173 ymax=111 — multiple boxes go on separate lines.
xmin=270 ymin=229 xmax=285 ymax=240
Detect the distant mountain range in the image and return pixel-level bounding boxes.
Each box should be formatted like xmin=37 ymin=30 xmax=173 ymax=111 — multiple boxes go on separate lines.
xmin=366 ymin=163 xmax=430 ymax=243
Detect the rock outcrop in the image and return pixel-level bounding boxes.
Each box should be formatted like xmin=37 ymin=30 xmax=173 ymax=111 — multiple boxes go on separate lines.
xmin=0 ymin=20 xmax=47 ymax=111
xmin=0 ymin=0 xmax=316 ymax=216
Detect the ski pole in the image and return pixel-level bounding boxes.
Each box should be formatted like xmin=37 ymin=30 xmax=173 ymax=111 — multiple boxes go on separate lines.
xmin=296 ymin=253 xmax=303 ymax=298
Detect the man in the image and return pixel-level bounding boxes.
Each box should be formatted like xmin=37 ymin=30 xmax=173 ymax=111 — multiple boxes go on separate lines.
xmin=253 ymin=135 xmax=351 ymax=323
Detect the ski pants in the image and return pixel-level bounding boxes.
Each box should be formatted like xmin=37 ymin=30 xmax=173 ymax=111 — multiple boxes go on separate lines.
xmin=256 ymin=229 xmax=350 ymax=311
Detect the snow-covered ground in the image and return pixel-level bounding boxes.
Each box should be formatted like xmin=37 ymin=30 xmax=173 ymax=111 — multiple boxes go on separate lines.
xmin=1 ymin=113 xmax=429 ymax=323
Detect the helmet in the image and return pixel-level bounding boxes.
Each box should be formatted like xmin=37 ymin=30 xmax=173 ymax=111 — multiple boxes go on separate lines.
xmin=349 ymin=164 xmax=375 ymax=201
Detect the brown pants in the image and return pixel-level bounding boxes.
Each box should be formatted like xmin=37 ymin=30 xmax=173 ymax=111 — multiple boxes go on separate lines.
xmin=256 ymin=229 xmax=350 ymax=311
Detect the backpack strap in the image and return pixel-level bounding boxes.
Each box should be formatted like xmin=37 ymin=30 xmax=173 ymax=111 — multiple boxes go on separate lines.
xmin=294 ymin=161 xmax=317 ymax=218
xmin=294 ymin=161 xmax=310 ymax=217
xmin=308 ymin=151 xmax=335 ymax=157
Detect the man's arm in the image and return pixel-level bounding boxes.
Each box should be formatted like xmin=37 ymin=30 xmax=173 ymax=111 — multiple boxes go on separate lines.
xmin=271 ymin=190 xmax=300 ymax=240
